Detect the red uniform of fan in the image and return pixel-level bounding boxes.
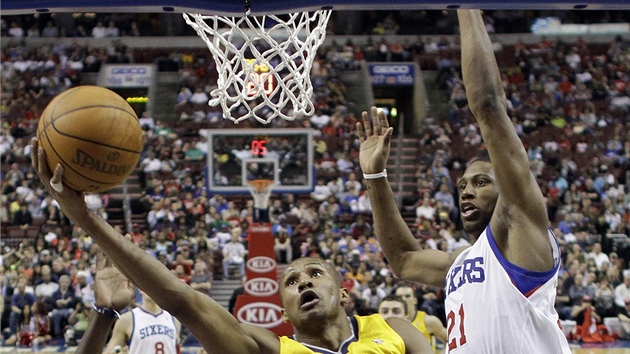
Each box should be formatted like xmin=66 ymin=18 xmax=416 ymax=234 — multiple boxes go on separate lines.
xmin=36 ymin=85 xmax=143 ymax=193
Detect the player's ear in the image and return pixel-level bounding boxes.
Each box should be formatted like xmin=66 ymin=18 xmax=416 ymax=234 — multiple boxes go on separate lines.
xmin=340 ymin=287 xmax=350 ymax=305
xmin=281 ymin=308 xmax=289 ymax=323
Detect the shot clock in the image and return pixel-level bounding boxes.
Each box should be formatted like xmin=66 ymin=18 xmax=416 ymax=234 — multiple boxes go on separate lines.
xmin=206 ymin=129 xmax=314 ymax=193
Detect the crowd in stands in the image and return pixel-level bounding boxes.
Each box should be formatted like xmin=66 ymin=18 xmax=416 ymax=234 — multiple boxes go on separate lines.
xmin=1 ymin=11 xmax=630 ymax=349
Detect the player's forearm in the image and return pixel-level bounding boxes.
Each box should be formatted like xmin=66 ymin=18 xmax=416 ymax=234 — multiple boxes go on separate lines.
xmin=366 ymin=178 xmax=420 ymax=272
xmin=457 ymin=10 xmax=506 ymax=116
xmin=75 ymin=311 xmax=116 ymax=354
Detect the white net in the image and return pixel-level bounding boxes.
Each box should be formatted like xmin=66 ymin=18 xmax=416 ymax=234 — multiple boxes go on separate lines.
xmin=246 ymin=180 xmax=275 ymax=209
xmin=183 ymin=10 xmax=331 ymax=124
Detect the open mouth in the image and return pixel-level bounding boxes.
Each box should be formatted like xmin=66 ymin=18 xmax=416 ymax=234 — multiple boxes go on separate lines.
xmin=300 ymin=290 xmax=320 ymax=309
xmin=460 ymin=202 xmax=478 ymax=219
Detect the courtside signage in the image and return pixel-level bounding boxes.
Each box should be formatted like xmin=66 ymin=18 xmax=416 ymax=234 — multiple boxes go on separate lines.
xmin=245 ymin=278 xmax=279 ymax=297
xmin=369 ymin=63 xmax=414 ymax=85
xmin=236 ymin=303 xmax=284 ymax=328
xmin=102 ymin=64 xmax=154 ymax=87
xmin=247 ymin=256 xmax=276 ymax=273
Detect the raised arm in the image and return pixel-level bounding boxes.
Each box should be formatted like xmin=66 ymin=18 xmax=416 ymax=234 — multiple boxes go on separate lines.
xmin=457 ymin=10 xmax=552 ymax=271
xmin=32 ymin=139 xmax=278 ymax=354
xmin=76 ymin=248 xmax=134 ymax=354
xmin=357 ymin=107 xmax=454 ymax=288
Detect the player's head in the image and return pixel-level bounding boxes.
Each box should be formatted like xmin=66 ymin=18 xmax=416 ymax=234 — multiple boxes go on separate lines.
xmin=458 ymin=151 xmax=499 ymax=237
xmin=378 ymin=294 xmax=408 ymax=320
xmin=394 ymin=285 xmax=417 ymax=321
xmin=279 ymin=257 xmax=349 ymax=329
xmin=139 ymin=288 xmax=158 ymax=306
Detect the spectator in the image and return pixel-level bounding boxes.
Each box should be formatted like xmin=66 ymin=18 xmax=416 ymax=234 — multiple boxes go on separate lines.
xmin=361 ymin=281 xmax=387 ymax=311
xmin=190 ymin=261 xmax=213 ymax=297
xmin=415 ymin=196 xmax=436 ymax=221
xmin=222 ymin=229 xmax=247 ymax=280
xmin=615 ymin=272 xmax=630 ymax=310
xmin=378 ymin=294 xmax=408 ymax=320
xmin=617 ymin=299 xmax=630 ymax=339
xmin=104 ymin=20 xmax=120 ymax=37
xmin=91 ymin=21 xmax=107 ymax=38
xmin=50 ymin=275 xmax=78 ymax=340
xmin=73 ymin=271 xmax=94 ymax=307
xmin=34 ymin=265 xmax=59 ymax=302
xmin=556 ymin=277 xmax=573 ymax=320
xmin=8 ymin=21 xmax=24 ymax=37
xmin=311 ymin=178 xmax=332 ymax=202
xmin=41 ymin=21 xmax=59 ymax=38
xmin=6 ymin=278 xmax=36 ymax=346
xmin=30 ymin=300 xmax=52 ymax=347
xmin=587 ymin=243 xmax=611 ymax=271
xmin=594 ymin=276 xmax=617 ymax=318
xmin=12 ymin=202 xmax=32 ymax=228
xmin=65 ymin=294 xmax=105 ymax=347
xmin=189 ymin=86 xmax=210 ymax=105
xmin=227 ymin=276 xmax=246 ymax=315
xmin=26 ymin=24 xmax=40 ymax=37
xmin=274 ymin=227 xmax=293 ymax=264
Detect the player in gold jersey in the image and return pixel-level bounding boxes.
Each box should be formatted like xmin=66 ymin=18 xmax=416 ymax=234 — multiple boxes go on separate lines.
xmin=394 ymin=286 xmax=446 ymax=353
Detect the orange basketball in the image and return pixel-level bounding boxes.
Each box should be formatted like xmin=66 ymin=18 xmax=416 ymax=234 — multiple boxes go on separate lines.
xmin=36 ymin=85 xmax=143 ymax=193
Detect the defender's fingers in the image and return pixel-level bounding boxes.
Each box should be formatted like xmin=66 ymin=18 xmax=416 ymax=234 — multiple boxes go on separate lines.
xmin=371 ymin=106 xmax=382 ymax=136
xmin=361 ymin=110 xmax=372 ymax=136
xmin=379 ymin=109 xmax=390 ymax=129
xmin=383 ymin=127 xmax=394 ymax=146
xmin=356 ymin=122 xmax=366 ymax=142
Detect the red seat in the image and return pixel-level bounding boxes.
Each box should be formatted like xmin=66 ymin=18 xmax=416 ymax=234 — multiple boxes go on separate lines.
xmin=7 ymin=226 xmax=24 ymax=239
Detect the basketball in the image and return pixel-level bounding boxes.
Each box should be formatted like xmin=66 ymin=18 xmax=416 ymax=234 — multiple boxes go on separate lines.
xmin=36 ymin=85 xmax=143 ymax=193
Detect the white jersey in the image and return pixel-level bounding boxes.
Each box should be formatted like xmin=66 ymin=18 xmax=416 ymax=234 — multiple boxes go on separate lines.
xmin=444 ymin=226 xmax=571 ymax=354
xmin=129 ymin=307 xmax=178 ymax=354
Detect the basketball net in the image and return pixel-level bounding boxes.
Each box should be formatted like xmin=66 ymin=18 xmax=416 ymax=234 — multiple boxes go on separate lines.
xmin=246 ymin=179 xmax=275 ymax=209
xmin=183 ymin=10 xmax=331 ymax=124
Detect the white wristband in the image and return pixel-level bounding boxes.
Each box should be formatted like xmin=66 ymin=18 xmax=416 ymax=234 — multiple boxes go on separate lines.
xmin=363 ymin=169 xmax=387 ymax=180
xmin=92 ymin=304 xmax=121 ymax=319
xmin=50 ymin=180 xmax=64 ymax=193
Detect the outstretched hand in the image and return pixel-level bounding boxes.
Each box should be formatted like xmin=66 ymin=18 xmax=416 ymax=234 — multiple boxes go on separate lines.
xmin=30 ymin=138 xmax=88 ymax=222
xmin=94 ymin=246 xmax=135 ymax=311
xmin=356 ymin=106 xmax=393 ymax=175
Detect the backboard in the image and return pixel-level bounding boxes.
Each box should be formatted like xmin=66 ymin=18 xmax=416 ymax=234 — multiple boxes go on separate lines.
xmin=2 ymin=0 xmax=627 ymax=15
xmin=206 ymin=128 xmax=314 ymax=194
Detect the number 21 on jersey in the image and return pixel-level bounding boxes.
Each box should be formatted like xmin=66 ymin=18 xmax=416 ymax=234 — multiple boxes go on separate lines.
xmin=446 ymin=304 xmax=468 ymax=351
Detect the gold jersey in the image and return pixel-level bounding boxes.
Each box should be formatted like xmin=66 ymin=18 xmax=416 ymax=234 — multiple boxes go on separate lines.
xmin=279 ymin=314 xmax=406 ymax=353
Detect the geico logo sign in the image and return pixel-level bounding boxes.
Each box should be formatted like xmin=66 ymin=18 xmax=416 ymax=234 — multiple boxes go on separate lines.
xmin=245 ymin=278 xmax=278 ymax=297
xmin=372 ymin=65 xmax=410 ymax=74
xmin=247 ymin=256 xmax=276 ymax=273
xmin=236 ymin=302 xmax=284 ymax=328
xmin=111 ymin=67 xmax=148 ymax=75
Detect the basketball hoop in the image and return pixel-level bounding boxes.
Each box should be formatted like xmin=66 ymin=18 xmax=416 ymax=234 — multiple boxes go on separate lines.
xmin=183 ymin=9 xmax=331 ymax=124
xmin=246 ymin=179 xmax=275 ymax=209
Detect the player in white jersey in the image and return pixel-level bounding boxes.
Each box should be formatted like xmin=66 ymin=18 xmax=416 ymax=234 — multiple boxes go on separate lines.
xmin=357 ymin=9 xmax=571 ymax=354
xmin=75 ymin=248 xmax=181 ymax=354
xmin=106 ymin=289 xmax=180 ymax=354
